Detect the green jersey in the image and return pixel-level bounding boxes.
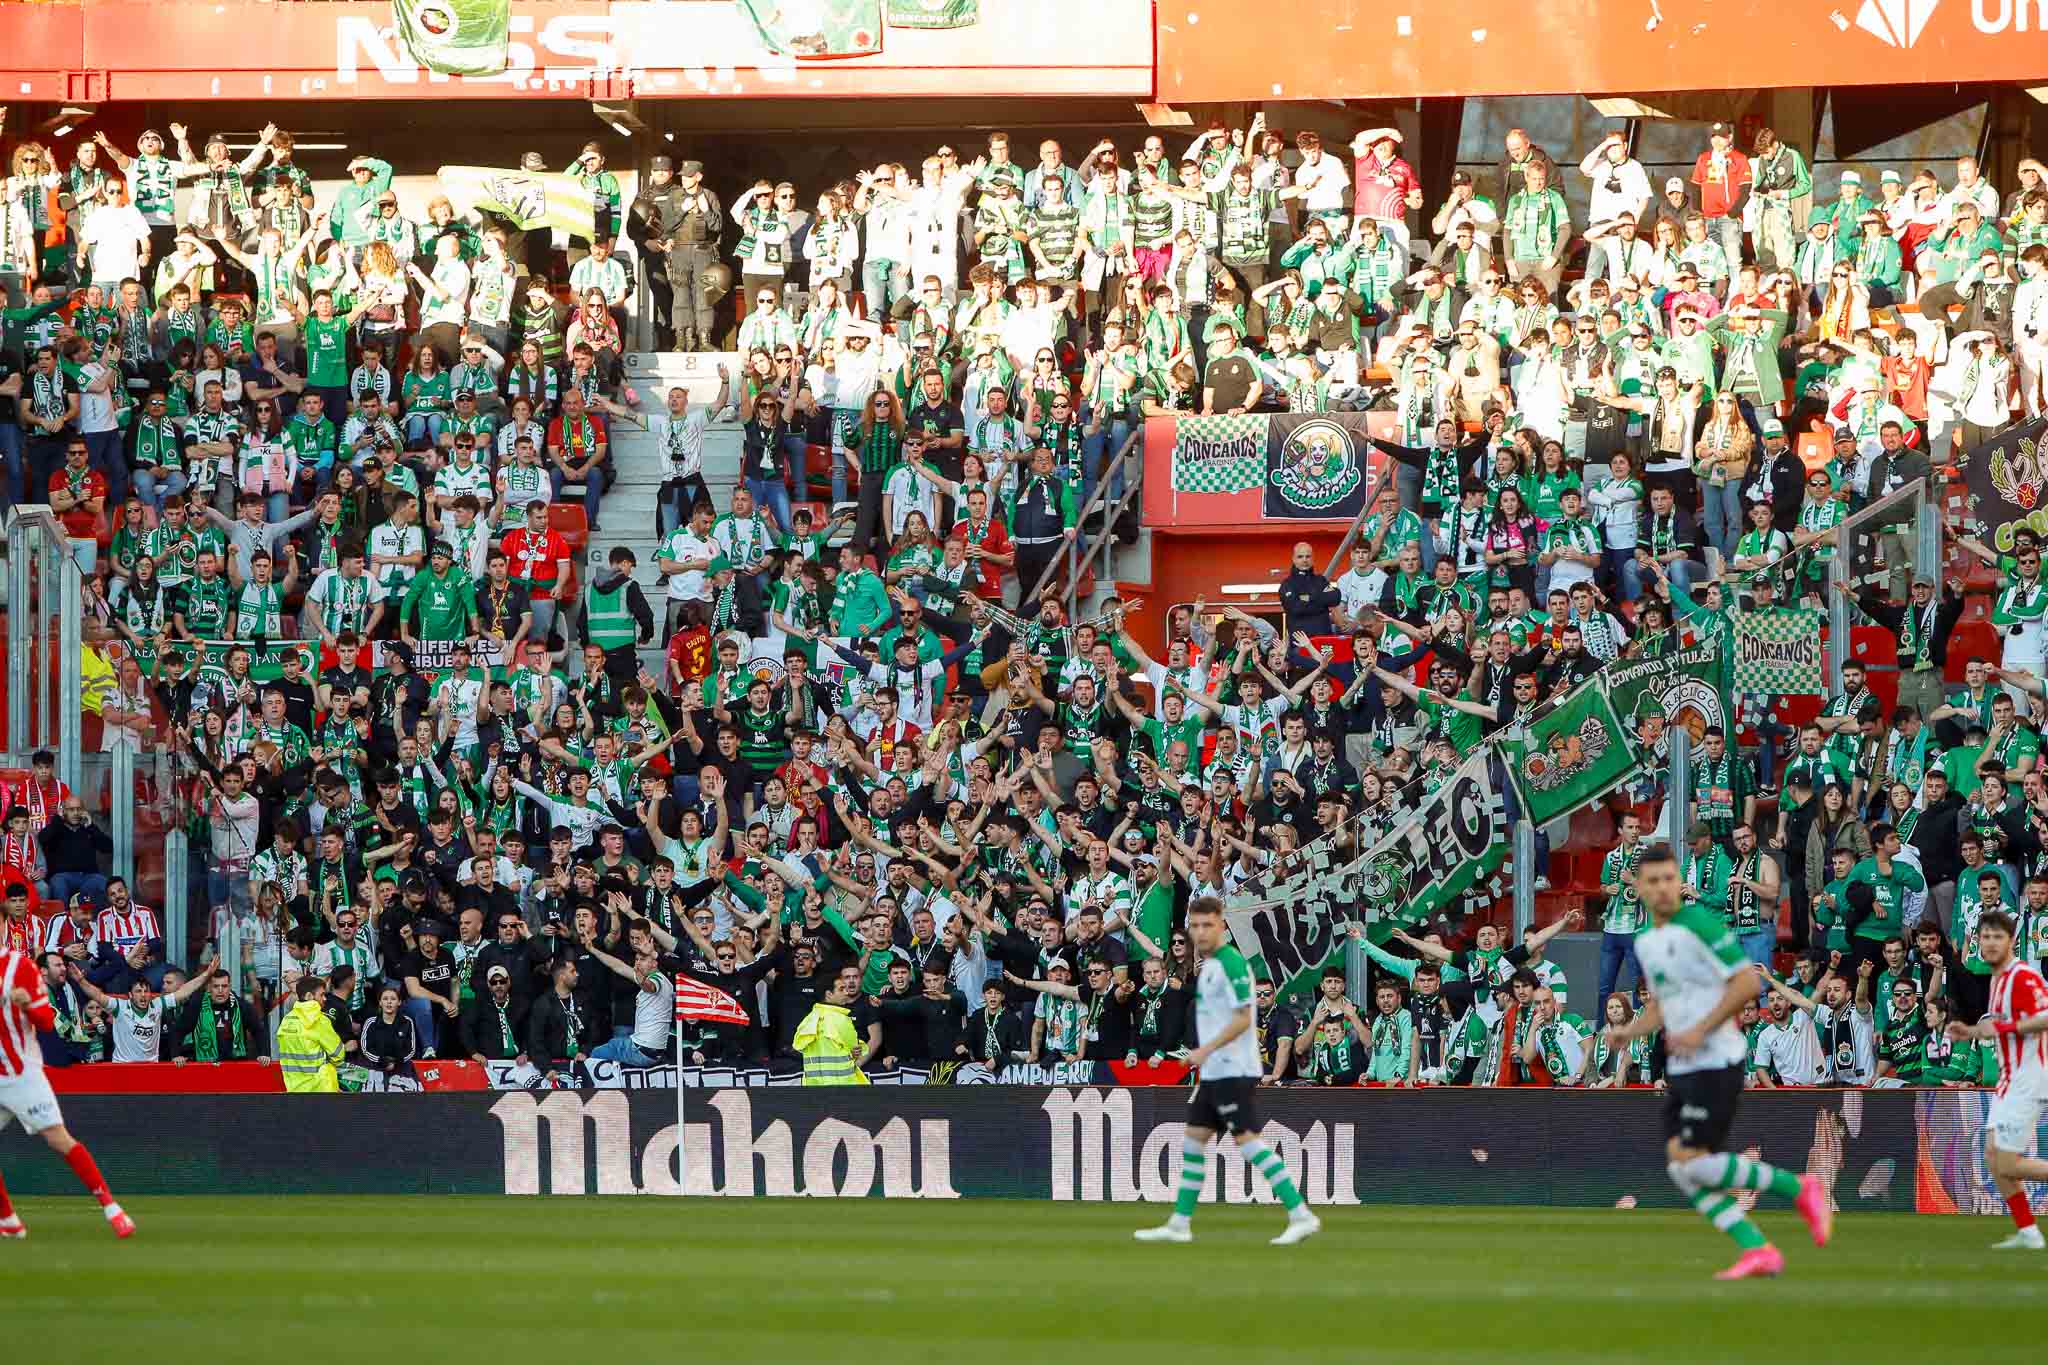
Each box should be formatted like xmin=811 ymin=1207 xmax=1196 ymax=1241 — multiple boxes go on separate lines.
xmin=1846 ymin=855 xmax=1926 ymax=943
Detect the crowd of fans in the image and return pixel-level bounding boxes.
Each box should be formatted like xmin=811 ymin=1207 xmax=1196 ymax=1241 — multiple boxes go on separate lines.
xmin=0 ymin=105 xmax=2044 ymax=1090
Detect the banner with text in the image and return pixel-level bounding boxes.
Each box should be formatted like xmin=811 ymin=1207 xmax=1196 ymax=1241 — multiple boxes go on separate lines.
xmin=374 ymin=637 xmax=506 ymax=674
xmin=1731 ymin=606 xmax=1828 ymax=697
xmin=8 ymin=1086 xmax=1970 ymax=1207
xmin=1604 ymin=635 xmax=1731 ymax=763
xmin=195 ymin=638 xmax=319 ymax=684
xmin=1169 ymin=414 xmax=1268 ymax=494
xmin=1264 ymin=414 xmax=1376 ymax=522
xmin=1227 ymin=748 xmax=1507 ymax=1001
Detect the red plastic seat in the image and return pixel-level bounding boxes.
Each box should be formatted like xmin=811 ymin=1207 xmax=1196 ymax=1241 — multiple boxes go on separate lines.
xmin=1947 ymin=620 xmax=2000 ymax=682
xmin=547 ymin=504 xmax=589 ymax=553
xmin=802 ymin=444 xmax=835 ymax=501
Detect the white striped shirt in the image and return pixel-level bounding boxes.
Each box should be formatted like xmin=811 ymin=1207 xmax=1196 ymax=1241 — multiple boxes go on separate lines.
xmin=95 ymin=905 xmax=161 ymax=953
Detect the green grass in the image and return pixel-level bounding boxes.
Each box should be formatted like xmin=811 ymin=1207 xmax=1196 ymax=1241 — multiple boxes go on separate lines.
xmin=0 ymin=1197 xmax=2033 ymax=1362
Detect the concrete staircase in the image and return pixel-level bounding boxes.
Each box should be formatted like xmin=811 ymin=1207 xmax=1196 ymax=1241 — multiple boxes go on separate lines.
xmin=596 ymin=353 xmax=1153 ymax=629
xmin=602 ymin=350 xmax=746 ymax=599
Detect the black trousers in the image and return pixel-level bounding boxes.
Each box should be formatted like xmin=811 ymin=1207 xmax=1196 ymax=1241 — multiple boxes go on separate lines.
xmin=1951 ymin=964 xmax=1992 ymax=1025
xmin=854 ymin=470 xmax=888 ymax=556
xmin=1014 ymin=539 xmax=1063 ymax=605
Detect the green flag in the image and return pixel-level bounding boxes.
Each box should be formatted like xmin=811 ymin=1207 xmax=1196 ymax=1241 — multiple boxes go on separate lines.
xmin=194 ymin=638 xmax=318 ymax=685
xmin=735 ymin=0 xmax=883 ymax=57
xmin=392 ymin=0 xmax=511 ymax=77
xmin=1731 ymin=606 xmax=1827 ymax=697
xmin=1227 ymin=749 xmax=1506 ymax=1002
xmin=1499 ymin=682 xmax=1637 ymax=827
xmin=1605 ymin=634 xmax=1730 ymax=765
xmin=1170 ymin=414 xmax=1268 ymax=494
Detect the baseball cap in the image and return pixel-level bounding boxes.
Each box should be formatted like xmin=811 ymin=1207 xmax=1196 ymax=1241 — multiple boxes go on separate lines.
xmin=1686 ymin=820 xmax=1713 ymax=840
xmin=1840 ymin=170 xmax=1863 ymax=186
xmin=1761 ymin=417 xmax=1785 ymax=437
xmin=486 ymin=966 xmax=511 ymax=984
xmin=1709 ymin=121 xmax=1731 ymax=137
xmin=519 ymin=151 xmax=547 ymax=172
xmin=1665 ymin=176 xmax=1685 ymax=191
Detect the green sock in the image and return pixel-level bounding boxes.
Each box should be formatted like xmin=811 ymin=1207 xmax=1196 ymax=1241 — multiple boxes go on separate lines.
xmin=1722 ymin=1154 xmax=1803 ymax=1201
xmin=1243 ymin=1140 xmax=1306 ymax=1213
xmin=1173 ymin=1138 xmax=1206 ymax=1219
xmin=1691 ymin=1190 xmax=1768 ymax=1250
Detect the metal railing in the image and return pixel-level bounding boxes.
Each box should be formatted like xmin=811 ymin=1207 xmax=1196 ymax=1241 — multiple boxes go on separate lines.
xmin=3 ymin=508 xmax=189 ymax=954
xmin=6 ymin=507 xmax=84 ymax=792
xmin=1028 ymin=425 xmax=1144 ymax=621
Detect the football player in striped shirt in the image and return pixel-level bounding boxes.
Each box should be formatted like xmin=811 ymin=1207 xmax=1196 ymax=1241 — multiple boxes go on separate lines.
xmin=1603 ymin=843 xmax=1832 ymax=1278
xmin=1946 ymin=910 xmax=2048 ymax=1248
xmin=0 ymin=947 xmax=135 ymax=1238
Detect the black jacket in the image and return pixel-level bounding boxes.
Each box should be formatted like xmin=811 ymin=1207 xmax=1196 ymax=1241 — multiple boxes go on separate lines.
xmin=473 ymin=938 xmax=551 ymax=1012
xmin=766 ymin=952 xmax=836 ymax=1055
xmin=965 ymin=1003 xmax=1032 ymax=1064
xmin=526 ymin=988 xmax=593 ymax=1071
xmin=1637 ymin=503 xmax=1699 ymax=561
xmin=1908 ymin=792 xmax=1967 ymax=890
xmin=461 ymin=993 xmax=531 ymax=1060
xmin=1857 ymin=591 xmax=1964 ymax=675
xmin=38 ymin=814 xmax=113 ymax=877
xmin=173 ymin=992 xmax=268 ymax=1061
xmin=1739 ymin=449 xmax=1807 ymax=534
xmin=1277 ymin=568 xmax=1342 ymax=642
xmin=359 ymin=1013 xmax=419 ymax=1074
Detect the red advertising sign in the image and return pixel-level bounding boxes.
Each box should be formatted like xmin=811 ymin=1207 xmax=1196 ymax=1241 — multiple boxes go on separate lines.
xmin=0 ymin=0 xmax=1151 ymax=102
xmin=45 ymin=1061 xmax=284 ymax=1094
xmin=1157 ymin=0 xmax=2048 ymax=102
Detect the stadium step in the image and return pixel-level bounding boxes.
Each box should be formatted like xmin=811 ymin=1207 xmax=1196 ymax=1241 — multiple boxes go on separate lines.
xmin=612 ymin=351 xmax=747 ymax=596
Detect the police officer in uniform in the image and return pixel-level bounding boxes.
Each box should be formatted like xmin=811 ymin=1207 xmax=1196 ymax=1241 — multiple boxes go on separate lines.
xmin=635 ymin=157 xmax=723 ymax=353
xmin=628 ymin=156 xmax=683 ymax=350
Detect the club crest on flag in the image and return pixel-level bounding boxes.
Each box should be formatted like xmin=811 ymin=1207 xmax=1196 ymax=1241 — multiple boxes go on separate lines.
xmin=1988 ymin=428 xmax=2046 ymax=514
xmin=483 ymin=172 xmax=548 ymax=228
xmin=1522 ymin=715 xmax=1612 ymax=793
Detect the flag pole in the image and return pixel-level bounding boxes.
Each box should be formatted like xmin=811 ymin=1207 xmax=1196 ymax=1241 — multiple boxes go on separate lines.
xmin=688 ymin=1002 xmax=696 ymax=1195
xmin=675 ymin=1003 xmax=687 ymax=1197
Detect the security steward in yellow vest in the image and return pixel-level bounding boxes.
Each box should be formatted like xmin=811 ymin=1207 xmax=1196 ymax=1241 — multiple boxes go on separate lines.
xmin=276 ymin=977 xmax=346 ymax=1093
xmin=794 ymin=963 xmax=871 ymax=1086
xmin=578 ymin=544 xmax=657 ymax=685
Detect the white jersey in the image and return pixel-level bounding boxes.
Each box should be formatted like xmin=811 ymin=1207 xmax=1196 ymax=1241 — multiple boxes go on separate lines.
xmin=1635 ymin=906 xmax=1748 ymax=1076
xmin=631 ymin=971 xmax=676 ymax=1051
xmin=1192 ymin=945 xmax=1261 ymax=1080
xmin=111 ymin=995 xmax=169 ymax=1063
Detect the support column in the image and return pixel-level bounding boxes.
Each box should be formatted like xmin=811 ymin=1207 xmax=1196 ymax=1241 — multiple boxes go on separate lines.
xmin=1513 ymin=819 xmax=1536 ymax=938
xmin=1669 ymin=728 xmax=1693 ymax=851
xmin=7 ymin=518 xmax=29 ymax=761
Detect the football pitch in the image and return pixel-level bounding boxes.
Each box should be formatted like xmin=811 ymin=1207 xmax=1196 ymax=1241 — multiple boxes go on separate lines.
xmin=0 ymin=1197 xmax=2030 ymax=1362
